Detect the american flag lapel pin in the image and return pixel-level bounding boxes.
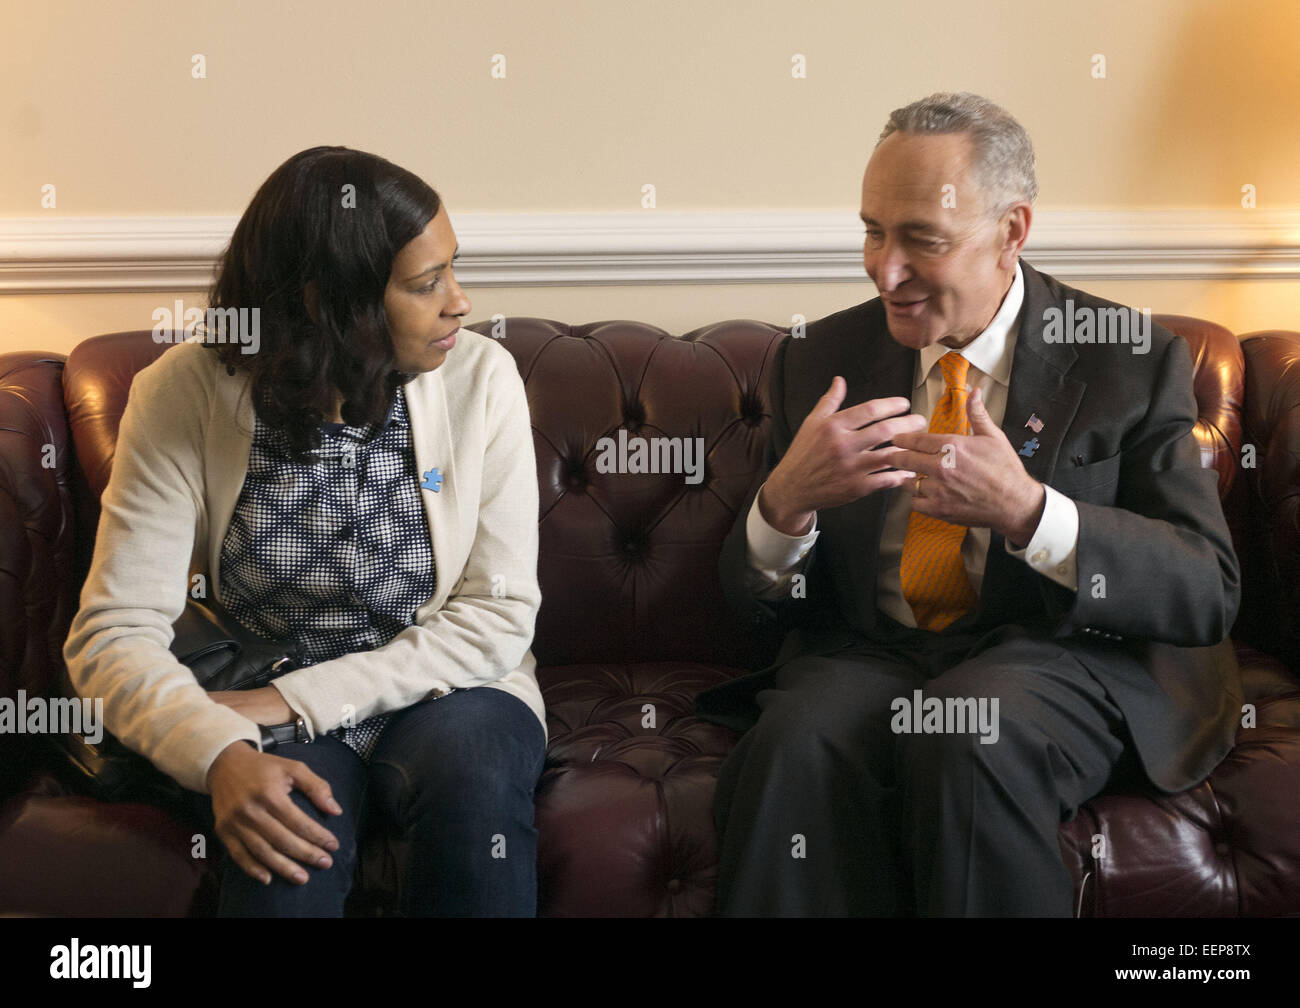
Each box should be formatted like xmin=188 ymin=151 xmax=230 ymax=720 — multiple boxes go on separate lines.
xmin=1025 ymin=413 xmax=1044 ymax=433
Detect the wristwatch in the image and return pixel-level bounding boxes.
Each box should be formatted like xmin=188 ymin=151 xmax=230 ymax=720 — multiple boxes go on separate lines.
xmin=258 ymin=715 xmax=310 ymax=750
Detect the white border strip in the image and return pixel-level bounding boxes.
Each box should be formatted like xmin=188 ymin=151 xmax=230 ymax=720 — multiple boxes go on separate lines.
xmin=1 ymin=210 xmax=1298 ymax=293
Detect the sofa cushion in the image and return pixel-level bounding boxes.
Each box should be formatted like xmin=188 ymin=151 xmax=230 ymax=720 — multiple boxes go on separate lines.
xmin=534 ymin=660 xmax=740 ymax=916
xmin=0 ymin=772 xmax=209 ymax=917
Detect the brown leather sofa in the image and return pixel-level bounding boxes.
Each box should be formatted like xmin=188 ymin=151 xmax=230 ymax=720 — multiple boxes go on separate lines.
xmin=1 ymin=314 xmax=1298 ymax=916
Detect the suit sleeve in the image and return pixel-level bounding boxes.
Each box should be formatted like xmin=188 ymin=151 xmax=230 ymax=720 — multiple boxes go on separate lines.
xmin=1049 ymin=333 xmax=1241 ymax=646
xmin=718 ymin=334 xmax=834 ymax=633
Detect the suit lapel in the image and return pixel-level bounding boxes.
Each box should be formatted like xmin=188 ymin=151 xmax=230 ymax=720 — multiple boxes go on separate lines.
xmin=976 ymin=260 xmax=1087 ymax=625
xmin=999 ymin=261 xmax=1085 ymax=485
xmin=828 ymin=302 xmax=914 ymax=629
xmin=851 ymin=306 xmax=915 ymax=404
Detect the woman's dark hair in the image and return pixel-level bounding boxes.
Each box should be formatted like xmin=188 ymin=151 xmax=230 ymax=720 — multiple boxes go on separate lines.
xmin=205 ymin=146 xmax=441 ymax=460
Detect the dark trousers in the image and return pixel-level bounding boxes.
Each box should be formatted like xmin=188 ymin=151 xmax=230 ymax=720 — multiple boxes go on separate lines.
xmin=712 ymin=625 xmax=1138 ymax=916
xmin=189 ymin=686 xmax=546 ymax=917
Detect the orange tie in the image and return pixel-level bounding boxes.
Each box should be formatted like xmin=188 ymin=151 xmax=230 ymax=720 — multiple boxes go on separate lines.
xmin=900 ymin=352 xmax=978 ymax=631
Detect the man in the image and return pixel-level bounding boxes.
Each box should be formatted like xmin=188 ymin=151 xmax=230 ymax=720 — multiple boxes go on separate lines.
xmin=695 ymin=92 xmax=1242 ymax=916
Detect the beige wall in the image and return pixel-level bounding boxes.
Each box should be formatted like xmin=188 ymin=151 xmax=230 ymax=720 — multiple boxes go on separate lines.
xmin=3 ymin=0 xmax=1298 ymax=354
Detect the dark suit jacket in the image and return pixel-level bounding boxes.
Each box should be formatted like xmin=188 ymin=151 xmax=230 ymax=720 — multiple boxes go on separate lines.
xmin=695 ymin=259 xmax=1243 ymax=794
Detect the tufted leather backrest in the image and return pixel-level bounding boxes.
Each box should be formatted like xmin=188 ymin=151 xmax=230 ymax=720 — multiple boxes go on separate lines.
xmin=1155 ymin=315 xmax=1245 ymax=500
xmin=464 ymin=317 xmax=783 ymax=668
xmin=63 ymin=332 xmax=171 ymax=586
xmin=0 ymin=315 xmax=1286 ymax=710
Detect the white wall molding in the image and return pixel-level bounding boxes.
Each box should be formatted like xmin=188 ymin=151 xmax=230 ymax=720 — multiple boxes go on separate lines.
xmin=2 ymin=209 xmax=1298 ymax=294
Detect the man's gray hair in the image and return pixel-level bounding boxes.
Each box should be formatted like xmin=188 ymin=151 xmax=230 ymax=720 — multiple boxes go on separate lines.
xmin=877 ymin=92 xmax=1038 ymax=216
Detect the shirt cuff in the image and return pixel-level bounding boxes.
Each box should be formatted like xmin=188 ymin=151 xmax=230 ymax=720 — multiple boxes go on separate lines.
xmin=746 ymin=481 xmax=819 ymax=578
xmin=1005 ymin=484 xmax=1078 ymax=591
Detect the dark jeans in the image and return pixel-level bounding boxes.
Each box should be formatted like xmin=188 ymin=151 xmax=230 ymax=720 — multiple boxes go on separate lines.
xmin=188 ymin=686 xmax=546 ymax=917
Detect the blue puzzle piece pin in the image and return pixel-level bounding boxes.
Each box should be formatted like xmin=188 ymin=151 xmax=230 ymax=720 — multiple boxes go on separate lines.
xmin=421 ymin=468 xmax=443 ymax=492
xmin=1018 ymin=437 xmax=1040 ymax=458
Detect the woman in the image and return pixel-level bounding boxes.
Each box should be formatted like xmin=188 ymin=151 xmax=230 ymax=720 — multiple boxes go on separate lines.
xmin=63 ymin=146 xmax=547 ymax=916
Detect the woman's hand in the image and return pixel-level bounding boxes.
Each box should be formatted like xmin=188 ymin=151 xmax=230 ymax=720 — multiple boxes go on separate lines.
xmin=206 ymin=741 xmax=342 ymax=885
xmin=209 ymin=685 xmax=294 ymax=725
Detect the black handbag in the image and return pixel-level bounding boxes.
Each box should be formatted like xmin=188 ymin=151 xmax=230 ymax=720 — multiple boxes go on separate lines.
xmin=55 ymin=597 xmax=302 ymax=805
xmin=169 ymin=597 xmax=301 ymax=692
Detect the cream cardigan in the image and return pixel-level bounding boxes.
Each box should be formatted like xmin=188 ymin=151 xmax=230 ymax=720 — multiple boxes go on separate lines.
xmin=64 ymin=329 xmax=544 ymax=795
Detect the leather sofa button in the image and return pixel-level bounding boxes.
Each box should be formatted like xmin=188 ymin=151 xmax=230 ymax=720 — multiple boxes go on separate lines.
xmin=666 ymin=878 xmax=683 ymax=893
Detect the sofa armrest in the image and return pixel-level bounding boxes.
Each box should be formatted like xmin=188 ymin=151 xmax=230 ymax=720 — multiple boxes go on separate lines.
xmin=1236 ymin=330 xmax=1300 ymax=670
xmin=0 ymin=351 xmax=76 ymax=800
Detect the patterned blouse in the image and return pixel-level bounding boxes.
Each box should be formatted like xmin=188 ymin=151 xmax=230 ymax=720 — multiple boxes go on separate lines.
xmin=219 ymin=385 xmax=437 ymax=761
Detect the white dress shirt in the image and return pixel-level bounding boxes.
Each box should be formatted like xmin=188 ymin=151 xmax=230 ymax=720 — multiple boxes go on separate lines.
xmin=745 ymin=262 xmax=1080 ymax=624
